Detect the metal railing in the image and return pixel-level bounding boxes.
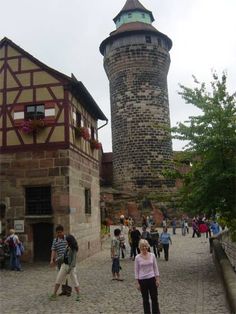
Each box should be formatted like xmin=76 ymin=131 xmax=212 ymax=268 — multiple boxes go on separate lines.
xmin=217 ymin=229 xmax=236 ymax=272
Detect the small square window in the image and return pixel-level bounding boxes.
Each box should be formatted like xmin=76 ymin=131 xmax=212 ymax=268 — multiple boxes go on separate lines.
xmin=145 ymin=36 xmax=152 ymax=43
xmin=128 ymin=13 xmax=132 ymax=18
xmin=25 ymin=104 xmax=45 ymax=120
xmin=142 ymin=13 xmax=145 ymax=18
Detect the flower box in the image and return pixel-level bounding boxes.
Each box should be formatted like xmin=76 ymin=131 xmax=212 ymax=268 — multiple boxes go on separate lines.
xmin=75 ymin=126 xmax=90 ymax=141
xmin=90 ymin=139 xmax=102 ymax=150
xmin=19 ymin=119 xmax=45 ymax=134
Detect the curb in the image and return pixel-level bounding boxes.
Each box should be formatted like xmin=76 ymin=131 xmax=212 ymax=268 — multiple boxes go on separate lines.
xmin=211 ymin=238 xmax=236 ymax=314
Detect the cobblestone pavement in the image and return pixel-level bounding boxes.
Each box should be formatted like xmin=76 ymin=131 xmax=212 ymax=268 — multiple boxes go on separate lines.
xmin=0 ymin=227 xmax=232 ymax=314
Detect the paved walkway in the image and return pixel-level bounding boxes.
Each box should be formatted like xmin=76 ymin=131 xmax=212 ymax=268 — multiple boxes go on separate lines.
xmin=0 ymin=227 xmax=231 ymax=314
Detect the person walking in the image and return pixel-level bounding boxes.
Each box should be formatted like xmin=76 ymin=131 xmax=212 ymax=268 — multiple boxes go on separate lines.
xmin=5 ymin=229 xmax=21 ymax=271
xmin=171 ymin=218 xmax=177 ymax=235
xmin=128 ymin=227 xmax=134 ymax=259
xmin=149 ymin=225 xmax=160 ymax=258
xmin=50 ymin=225 xmax=68 ymax=296
xmin=130 ymin=226 xmax=141 ymax=260
xmin=211 ymin=220 xmax=220 ymax=235
xmin=135 ymin=239 xmax=161 ymax=314
xmin=50 ymin=234 xmax=80 ymax=301
xmin=192 ymin=219 xmax=199 ymax=238
xmin=119 ymin=214 xmax=125 ymax=231
xmin=160 ymin=227 xmax=172 ymax=261
xmin=111 ymin=228 xmax=123 ymax=281
xmin=141 ymin=226 xmax=151 ymax=245
xmin=181 ymin=219 xmax=186 ymax=236
xmin=119 ymin=230 xmax=126 ymax=259
xmin=205 ymin=219 xmax=212 ymax=238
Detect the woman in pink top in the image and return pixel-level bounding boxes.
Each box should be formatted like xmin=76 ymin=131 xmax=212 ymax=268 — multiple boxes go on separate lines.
xmin=135 ymin=239 xmax=160 ymax=314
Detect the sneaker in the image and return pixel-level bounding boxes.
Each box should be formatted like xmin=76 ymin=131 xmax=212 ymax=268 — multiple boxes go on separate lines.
xmin=76 ymin=295 xmax=80 ymax=302
xmin=49 ymin=294 xmax=57 ymax=301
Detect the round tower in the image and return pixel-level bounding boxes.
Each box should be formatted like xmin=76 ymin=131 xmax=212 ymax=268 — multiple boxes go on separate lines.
xmin=100 ymin=0 xmax=174 ymax=194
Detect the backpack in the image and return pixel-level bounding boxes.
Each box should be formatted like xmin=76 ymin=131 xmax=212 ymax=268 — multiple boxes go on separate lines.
xmin=8 ymin=236 xmax=16 ymax=248
xmin=18 ymin=242 xmax=24 ymax=255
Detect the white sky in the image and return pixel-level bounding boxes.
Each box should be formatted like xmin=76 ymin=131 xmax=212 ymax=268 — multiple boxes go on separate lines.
xmin=1 ymin=0 xmax=235 ymax=152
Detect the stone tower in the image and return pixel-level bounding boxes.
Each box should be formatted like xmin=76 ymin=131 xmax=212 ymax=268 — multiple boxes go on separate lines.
xmin=100 ymin=0 xmax=174 ymax=195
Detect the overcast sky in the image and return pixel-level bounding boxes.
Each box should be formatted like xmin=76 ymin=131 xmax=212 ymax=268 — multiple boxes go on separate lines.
xmin=1 ymin=0 xmax=235 ymax=152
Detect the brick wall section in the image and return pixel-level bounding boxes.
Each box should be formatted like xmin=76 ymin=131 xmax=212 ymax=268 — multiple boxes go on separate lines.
xmin=103 ymin=33 xmax=174 ymax=193
xmin=0 ymin=149 xmax=101 ymax=261
xmin=68 ymin=149 xmax=101 ymax=260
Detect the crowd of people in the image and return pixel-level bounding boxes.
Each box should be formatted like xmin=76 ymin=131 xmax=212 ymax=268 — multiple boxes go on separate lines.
xmin=111 ymin=213 xmax=222 ymax=314
xmin=1 ymin=214 xmax=222 ymax=313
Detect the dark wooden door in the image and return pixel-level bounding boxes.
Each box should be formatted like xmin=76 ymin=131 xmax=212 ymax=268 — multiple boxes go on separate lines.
xmin=33 ymin=223 xmax=53 ymax=261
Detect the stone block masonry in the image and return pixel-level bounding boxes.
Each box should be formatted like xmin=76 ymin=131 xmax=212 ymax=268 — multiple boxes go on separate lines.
xmin=103 ymin=35 xmax=174 ymax=193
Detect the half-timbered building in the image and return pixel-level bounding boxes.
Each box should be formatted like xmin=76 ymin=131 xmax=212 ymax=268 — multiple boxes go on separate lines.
xmin=0 ymin=37 xmax=107 ymax=261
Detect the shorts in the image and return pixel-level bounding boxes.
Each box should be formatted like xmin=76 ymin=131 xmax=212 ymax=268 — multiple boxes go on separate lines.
xmin=112 ymin=257 xmax=120 ymax=274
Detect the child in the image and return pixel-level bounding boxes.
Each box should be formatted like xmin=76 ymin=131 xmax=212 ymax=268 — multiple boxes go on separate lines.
xmin=111 ymin=228 xmax=123 ymax=281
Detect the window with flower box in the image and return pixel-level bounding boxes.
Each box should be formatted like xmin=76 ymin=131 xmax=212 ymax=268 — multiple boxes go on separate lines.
xmin=25 ymin=104 xmax=45 ymax=120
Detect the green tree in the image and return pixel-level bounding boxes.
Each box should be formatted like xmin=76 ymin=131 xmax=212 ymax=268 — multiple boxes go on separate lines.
xmin=172 ymin=72 xmax=236 ymax=239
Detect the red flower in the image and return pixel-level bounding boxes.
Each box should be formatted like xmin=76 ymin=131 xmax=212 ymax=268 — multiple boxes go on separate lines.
xmin=75 ymin=126 xmax=90 ymax=141
xmin=90 ymin=139 xmax=102 ymax=150
xmin=20 ymin=119 xmax=45 ymax=134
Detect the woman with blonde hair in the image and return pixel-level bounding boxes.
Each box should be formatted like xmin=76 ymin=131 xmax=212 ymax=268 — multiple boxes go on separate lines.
xmin=135 ymin=239 xmax=160 ymax=314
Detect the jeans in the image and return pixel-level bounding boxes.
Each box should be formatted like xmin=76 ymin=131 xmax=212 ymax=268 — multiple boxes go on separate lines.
xmin=139 ymin=277 xmax=160 ymax=314
xmin=9 ymin=247 xmax=21 ymax=270
xmin=162 ymin=243 xmax=169 ymax=261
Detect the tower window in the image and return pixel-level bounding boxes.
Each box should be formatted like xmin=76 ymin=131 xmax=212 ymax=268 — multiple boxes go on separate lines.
xmin=145 ymin=36 xmax=152 ymax=43
xmin=85 ymin=188 xmax=91 ymax=215
xmin=25 ymin=104 xmax=45 ymax=120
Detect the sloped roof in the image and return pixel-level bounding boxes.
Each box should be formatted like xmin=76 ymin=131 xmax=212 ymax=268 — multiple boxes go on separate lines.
xmin=114 ymin=0 xmax=154 ymax=22
xmin=110 ymin=21 xmax=158 ymax=36
xmin=0 ymin=37 xmax=107 ymax=121
xmin=100 ymin=22 xmax=172 ymax=55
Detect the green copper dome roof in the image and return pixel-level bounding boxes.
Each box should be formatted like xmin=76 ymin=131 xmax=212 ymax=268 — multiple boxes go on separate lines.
xmin=113 ymin=0 xmax=154 ymax=27
xmin=100 ymin=0 xmax=172 ymax=55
